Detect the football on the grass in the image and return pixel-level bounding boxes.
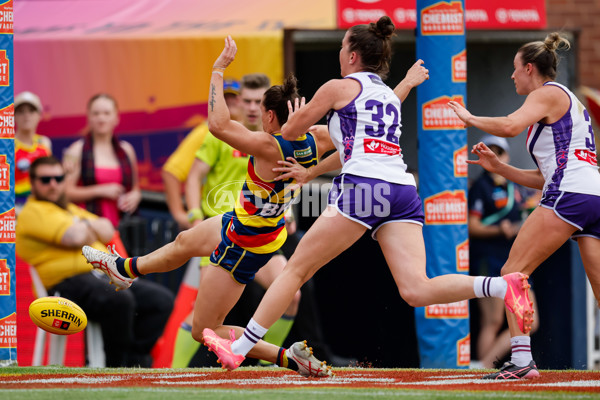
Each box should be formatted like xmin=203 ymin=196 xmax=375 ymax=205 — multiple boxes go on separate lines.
xmin=29 ymin=296 xmax=87 ymax=335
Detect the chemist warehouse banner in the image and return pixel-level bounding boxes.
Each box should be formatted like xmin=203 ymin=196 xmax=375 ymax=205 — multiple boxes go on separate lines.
xmin=415 ymin=0 xmax=469 ymax=368
xmin=0 ymin=0 xmax=15 ymax=366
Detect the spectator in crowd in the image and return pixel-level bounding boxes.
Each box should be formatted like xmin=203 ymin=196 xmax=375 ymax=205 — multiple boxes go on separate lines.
xmin=14 ymin=91 xmax=52 ymax=212
xmin=162 ymin=78 xmax=242 ymax=230
xmin=468 ymin=135 xmax=539 ymax=369
xmin=63 ymin=93 xmax=141 ymax=228
xmin=16 ymin=156 xmax=174 ymax=367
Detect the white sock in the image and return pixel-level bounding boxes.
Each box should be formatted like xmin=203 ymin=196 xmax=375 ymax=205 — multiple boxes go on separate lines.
xmin=510 ymin=336 xmax=533 ymax=367
xmin=231 ymin=318 xmax=268 ymax=356
xmin=473 ymin=276 xmax=507 ymax=299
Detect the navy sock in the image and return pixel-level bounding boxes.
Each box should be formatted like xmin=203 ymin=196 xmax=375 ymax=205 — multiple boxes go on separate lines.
xmin=276 ymin=346 xmax=298 ymax=371
xmin=115 ymin=257 xmax=140 ymax=278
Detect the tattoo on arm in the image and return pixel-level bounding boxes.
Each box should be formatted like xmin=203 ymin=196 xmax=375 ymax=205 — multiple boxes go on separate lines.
xmin=209 ymin=84 xmax=216 ymax=112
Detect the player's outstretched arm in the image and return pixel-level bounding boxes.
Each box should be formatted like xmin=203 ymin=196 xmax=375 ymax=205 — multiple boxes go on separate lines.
xmin=394 ymin=59 xmax=429 ymax=102
xmin=206 ymin=36 xmax=278 ymax=159
xmin=468 ymin=142 xmax=544 ymax=189
xmin=273 ymin=152 xmax=341 ymax=191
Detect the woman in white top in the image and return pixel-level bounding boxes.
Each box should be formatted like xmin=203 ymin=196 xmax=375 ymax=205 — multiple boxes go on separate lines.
xmin=203 ymin=16 xmax=535 ymax=375
xmin=448 ymin=32 xmax=600 ymax=379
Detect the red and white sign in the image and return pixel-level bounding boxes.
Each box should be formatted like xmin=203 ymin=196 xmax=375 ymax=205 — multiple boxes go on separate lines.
xmin=457 ymin=334 xmax=470 ymax=366
xmin=422 ymin=95 xmax=465 ymax=130
xmin=424 ymin=190 xmax=467 ymax=224
xmin=0 ymin=155 xmax=8 ymax=191
xmin=454 ymin=145 xmax=467 ymax=177
xmin=0 ymin=259 xmax=8 ymax=295
xmin=421 ymin=1 xmax=464 ymax=36
xmin=0 ymin=50 xmax=8 ymax=87
xmin=337 ymin=0 xmax=546 ymax=30
xmin=456 ymin=238 xmax=469 ymax=272
xmin=0 ymin=208 xmax=15 ymax=243
xmin=0 ymin=312 xmax=16 ymax=348
xmin=0 ymin=103 xmax=13 ymax=139
xmin=0 ymin=0 xmax=12 ymax=34
xmin=452 ymin=50 xmax=466 ymax=83
xmin=363 ymin=138 xmax=401 ymax=156
xmin=425 ymin=300 xmax=469 ymax=318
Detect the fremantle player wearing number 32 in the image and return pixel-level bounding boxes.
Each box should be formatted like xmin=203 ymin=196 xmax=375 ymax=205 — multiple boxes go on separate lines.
xmin=81 ymin=39 xmax=339 ymax=376
xmin=203 ymin=16 xmax=535 ymax=376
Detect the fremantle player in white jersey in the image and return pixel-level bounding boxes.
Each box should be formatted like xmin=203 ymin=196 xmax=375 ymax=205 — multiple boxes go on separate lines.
xmin=449 ymin=32 xmax=600 ymax=380
xmin=203 ymin=16 xmax=535 ymax=376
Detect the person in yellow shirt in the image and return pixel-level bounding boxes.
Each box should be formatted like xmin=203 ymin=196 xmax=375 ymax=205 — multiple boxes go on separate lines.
xmin=16 ymin=156 xmax=174 ymax=367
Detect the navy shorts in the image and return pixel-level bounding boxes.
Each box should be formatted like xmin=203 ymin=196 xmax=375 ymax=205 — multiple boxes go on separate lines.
xmin=209 ymin=212 xmax=275 ymax=284
xmin=541 ymin=191 xmax=600 ymax=239
xmin=327 ymin=174 xmax=424 ymax=240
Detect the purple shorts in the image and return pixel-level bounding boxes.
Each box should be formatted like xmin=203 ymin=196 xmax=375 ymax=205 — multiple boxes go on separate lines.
xmin=541 ymin=191 xmax=600 ymax=239
xmin=327 ymin=174 xmax=424 ymax=239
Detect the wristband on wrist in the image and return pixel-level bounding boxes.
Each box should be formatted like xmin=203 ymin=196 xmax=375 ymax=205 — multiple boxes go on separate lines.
xmin=212 ymin=67 xmax=225 ymax=77
xmin=187 ymin=208 xmax=204 ymax=223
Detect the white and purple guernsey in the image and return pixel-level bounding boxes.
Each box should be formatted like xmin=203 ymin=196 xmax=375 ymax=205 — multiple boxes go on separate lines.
xmin=326 ymin=72 xmax=416 ymax=186
xmin=526 ymin=82 xmax=600 ymax=206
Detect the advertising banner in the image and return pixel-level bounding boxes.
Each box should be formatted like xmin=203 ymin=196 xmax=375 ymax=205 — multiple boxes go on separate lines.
xmin=0 ymin=0 xmax=15 ymax=366
xmin=338 ymin=0 xmax=546 ymax=30
xmin=415 ymin=0 xmax=469 ymax=368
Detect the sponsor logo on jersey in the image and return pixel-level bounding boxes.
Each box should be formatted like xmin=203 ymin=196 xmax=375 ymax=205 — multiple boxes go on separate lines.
xmin=452 ymin=49 xmax=467 ymax=82
xmin=232 ymin=150 xmax=248 ymax=158
xmin=422 ymin=96 xmax=466 ymax=130
xmin=457 ymin=333 xmax=471 ymax=366
xmin=454 ymin=145 xmax=468 ymax=177
xmin=425 ymin=300 xmax=469 ymax=319
xmin=574 ymin=148 xmax=597 ymax=166
xmin=294 ymin=147 xmax=313 ymax=158
xmin=0 ymin=312 xmax=16 ymax=348
xmin=0 ymin=259 xmax=9 ymax=295
xmin=0 ymin=0 xmax=13 ymax=35
xmin=363 ymin=138 xmax=401 ymax=156
xmin=424 ymin=190 xmax=467 ymax=224
xmin=367 ymin=73 xmax=385 ymax=86
xmin=420 ymin=1 xmax=464 ymax=36
xmin=0 ymin=103 xmax=13 ymax=138
xmin=456 ymin=239 xmax=469 ymax=272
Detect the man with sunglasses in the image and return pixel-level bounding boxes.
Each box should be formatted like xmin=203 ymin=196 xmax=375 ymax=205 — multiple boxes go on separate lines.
xmin=16 ymin=156 xmax=174 ymax=367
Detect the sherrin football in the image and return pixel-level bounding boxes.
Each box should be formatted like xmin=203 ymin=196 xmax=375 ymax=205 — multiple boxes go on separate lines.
xmin=29 ymin=296 xmax=87 ymax=335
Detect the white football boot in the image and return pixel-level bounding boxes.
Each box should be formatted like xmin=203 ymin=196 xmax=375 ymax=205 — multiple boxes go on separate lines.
xmin=82 ymin=245 xmax=134 ymax=290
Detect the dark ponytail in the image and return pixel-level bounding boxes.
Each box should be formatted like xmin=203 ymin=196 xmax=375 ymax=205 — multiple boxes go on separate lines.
xmin=347 ymin=16 xmax=395 ymax=79
xmin=262 ymin=75 xmax=299 ymax=126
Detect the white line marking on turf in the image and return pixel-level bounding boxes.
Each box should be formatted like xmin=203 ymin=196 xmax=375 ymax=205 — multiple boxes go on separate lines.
xmin=530 ymin=380 xmax=600 ymax=387
xmin=0 ymin=377 xmax=126 ymax=384
xmin=427 ymin=374 xmax=481 ymax=379
xmin=152 ymin=375 xmax=399 ymax=386
xmin=401 ymin=379 xmax=505 ymax=385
